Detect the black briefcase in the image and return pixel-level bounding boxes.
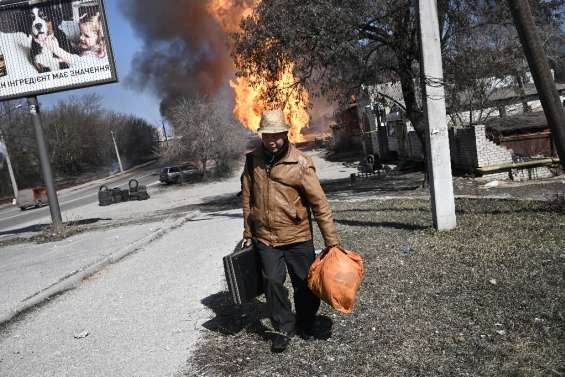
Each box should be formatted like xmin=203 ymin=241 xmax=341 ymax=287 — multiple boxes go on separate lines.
xmin=223 ymin=240 xmax=264 ymax=304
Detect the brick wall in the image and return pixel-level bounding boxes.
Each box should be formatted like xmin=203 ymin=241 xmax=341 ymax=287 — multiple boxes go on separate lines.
xmin=449 ymin=125 xmax=514 ymax=179
xmin=510 ymin=166 xmax=555 ymax=181
xmin=400 ymin=124 xmax=513 ymax=171
xmin=394 ymin=123 xmax=556 ymax=181
xmin=473 ymin=125 xmax=513 ymax=168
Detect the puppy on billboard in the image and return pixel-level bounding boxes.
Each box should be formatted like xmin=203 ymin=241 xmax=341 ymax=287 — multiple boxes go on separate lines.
xmin=0 ymin=0 xmax=116 ymax=101
xmin=28 ymin=6 xmax=76 ymax=72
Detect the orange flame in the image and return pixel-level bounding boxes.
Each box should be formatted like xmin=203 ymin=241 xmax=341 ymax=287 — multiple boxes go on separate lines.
xmin=207 ymin=0 xmax=309 ymax=142
xmin=207 ymin=0 xmax=256 ymax=33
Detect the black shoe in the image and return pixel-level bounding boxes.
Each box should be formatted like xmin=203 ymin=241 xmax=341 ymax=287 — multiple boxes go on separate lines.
xmin=271 ymin=331 xmax=293 ymax=353
xmin=297 ymin=325 xmax=316 ymax=340
xmin=297 ymin=320 xmax=331 ymax=340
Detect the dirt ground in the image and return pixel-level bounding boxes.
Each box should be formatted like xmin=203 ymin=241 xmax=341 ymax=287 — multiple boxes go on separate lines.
xmin=184 ymin=198 xmax=565 ymax=377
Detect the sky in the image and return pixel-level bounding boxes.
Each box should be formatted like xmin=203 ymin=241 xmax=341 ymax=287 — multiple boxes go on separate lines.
xmin=39 ymin=1 xmax=163 ymax=127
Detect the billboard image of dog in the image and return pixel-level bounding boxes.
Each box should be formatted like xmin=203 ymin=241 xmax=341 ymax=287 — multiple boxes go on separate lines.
xmin=28 ymin=6 xmax=76 ymax=72
xmin=0 ymin=0 xmax=117 ymax=101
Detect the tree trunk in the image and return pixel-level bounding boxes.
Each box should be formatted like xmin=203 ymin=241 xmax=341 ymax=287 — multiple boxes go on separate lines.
xmin=201 ymin=158 xmax=208 ymax=179
xmin=508 ymin=0 xmax=565 ymax=171
xmin=398 ymin=65 xmax=428 ymax=186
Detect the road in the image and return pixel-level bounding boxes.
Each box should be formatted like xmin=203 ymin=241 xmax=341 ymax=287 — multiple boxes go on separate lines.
xmin=0 ymin=167 xmax=160 ymax=232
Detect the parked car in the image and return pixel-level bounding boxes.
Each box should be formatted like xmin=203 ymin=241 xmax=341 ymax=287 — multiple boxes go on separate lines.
xmin=16 ymin=187 xmax=48 ymax=211
xmin=159 ymin=164 xmax=202 ymax=184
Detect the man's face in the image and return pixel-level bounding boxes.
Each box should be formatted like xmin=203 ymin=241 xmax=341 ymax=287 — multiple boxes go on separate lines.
xmin=261 ymin=132 xmax=288 ymax=154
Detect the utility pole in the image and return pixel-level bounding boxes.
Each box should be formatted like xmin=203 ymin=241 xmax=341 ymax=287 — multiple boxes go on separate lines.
xmin=27 ymin=97 xmax=62 ymax=227
xmin=0 ymin=137 xmax=18 ymax=200
xmin=110 ymin=130 xmax=124 ymax=173
xmin=161 ymin=120 xmax=168 ymax=144
xmin=507 ymin=0 xmax=565 ymax=170
xmin=417 ymin=0 xmax=457 ymax=230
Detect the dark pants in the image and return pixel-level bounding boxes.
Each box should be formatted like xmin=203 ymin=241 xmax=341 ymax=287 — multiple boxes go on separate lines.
xmin=255 ymin=240 xmax=320 ymax=334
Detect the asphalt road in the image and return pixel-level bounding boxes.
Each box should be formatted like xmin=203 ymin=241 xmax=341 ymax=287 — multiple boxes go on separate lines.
xmin=0 ymin=168 xmax=160 ymax=232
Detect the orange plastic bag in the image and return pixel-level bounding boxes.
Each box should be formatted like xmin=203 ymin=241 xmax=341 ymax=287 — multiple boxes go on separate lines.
xmin=307 ymin=246 xmax=364 ymax=313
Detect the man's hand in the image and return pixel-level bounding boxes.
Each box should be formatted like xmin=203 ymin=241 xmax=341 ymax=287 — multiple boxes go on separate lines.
xmin=243 ymin=238 xmax=253 ymax=247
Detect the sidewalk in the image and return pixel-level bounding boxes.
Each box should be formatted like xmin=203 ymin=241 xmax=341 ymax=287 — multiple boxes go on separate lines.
xmin=0 ymin=208 xmax=242 ymax=377
xmin=0 ymin=212 xmax=197 ymax=326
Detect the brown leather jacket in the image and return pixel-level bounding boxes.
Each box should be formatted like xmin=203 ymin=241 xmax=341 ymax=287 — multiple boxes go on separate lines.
xmin=242 ymin=143 xmax=339 ymax=247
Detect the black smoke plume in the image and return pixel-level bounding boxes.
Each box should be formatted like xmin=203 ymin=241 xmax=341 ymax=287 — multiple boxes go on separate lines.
xmin=119 ymin=0 xmax=253 ymax=115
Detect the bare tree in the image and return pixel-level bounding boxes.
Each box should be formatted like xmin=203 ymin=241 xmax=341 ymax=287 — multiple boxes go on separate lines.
xmin=44 ymin=94 xmax=112 ymax=175
xmin=0 ymin=95 xmax=159 ymax=198
xmin=232 ymin=0 xmax=563 ymax=137
xmin=232 ymin=0 xmax=478 ymax=149
xmin=107 ymin=113 xmax=158 ymax=169
xmin=0 ymin=100 xmax=40 ymax=194
xmin=445 ymin=1 xmax=564 ymax=126
xmin=165 ymin=96 xmax=246 ymax=178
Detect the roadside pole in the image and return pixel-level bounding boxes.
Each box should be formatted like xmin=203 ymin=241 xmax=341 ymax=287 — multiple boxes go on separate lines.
xmin=27 ymin=97 xmax=62 ymax=227
xmin=161 ymin=120 xmax=168 ymax=145
xmin=110 ymin=130 xmax=124 ymax=173
xmin=417 ymin=0 xmax=457 ymax=230
xmin=507 ymin=0 xmax=565 ymax=170
xmin=0 ymin=136 xmax=18 ymax=200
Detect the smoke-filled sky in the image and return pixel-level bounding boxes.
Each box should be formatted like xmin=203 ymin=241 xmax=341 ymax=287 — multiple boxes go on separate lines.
xmin=40 ymin=0 xmax=334 ymax=137
xmin=119 ymin=0 xmax=255 ymax=114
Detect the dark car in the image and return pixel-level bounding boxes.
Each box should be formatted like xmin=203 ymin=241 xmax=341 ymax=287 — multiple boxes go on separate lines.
xmin=159 ymin=164 xmax=201 ymax=184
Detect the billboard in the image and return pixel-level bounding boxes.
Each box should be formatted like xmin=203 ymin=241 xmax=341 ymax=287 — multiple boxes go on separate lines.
xmin=0 ymin=0 xmax=117 ymax=101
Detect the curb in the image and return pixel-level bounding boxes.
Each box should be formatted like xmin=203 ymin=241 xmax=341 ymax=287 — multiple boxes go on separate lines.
xmin=0 ymin=210 xmax=199 ymax=327
xmin=331 ymin=194 xmax=554 ymax=203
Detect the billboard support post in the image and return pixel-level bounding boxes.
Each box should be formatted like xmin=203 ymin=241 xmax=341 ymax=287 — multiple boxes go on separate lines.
xmin=27 ymin=96 xmax=62 ymax=227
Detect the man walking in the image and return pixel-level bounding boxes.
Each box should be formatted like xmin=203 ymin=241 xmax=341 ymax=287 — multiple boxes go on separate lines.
xmin=241 ymin=109 xmax=340 ymax=353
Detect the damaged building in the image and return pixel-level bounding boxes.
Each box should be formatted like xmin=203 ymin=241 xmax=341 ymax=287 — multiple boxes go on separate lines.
xmin=349 ymin=77 xmax=565 ymax=181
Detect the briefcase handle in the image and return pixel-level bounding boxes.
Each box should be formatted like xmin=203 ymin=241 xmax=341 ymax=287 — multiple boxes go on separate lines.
xmin=235 ymin=238 xmax=254 ymax=251
xmin=236 ymin=238 xmax=245 ymax=250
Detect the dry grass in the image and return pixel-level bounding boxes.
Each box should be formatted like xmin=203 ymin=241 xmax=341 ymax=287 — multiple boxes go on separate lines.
xmin=34 ymin=221 xmax=87 ymax=243
xmin=185 ymin=198 xmax=565 ymax=377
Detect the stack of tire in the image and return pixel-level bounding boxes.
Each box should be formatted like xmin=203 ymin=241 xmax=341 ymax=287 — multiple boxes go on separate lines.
xmin=98 ymin=179 xmax=149 ymax=206
xmin=112 ymin=187 xmax=129 ymax=203
xmin=128 ymin=179 xmax=150 ymax=201
xmin=98 ymin=185 xmax=113 ymax=206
